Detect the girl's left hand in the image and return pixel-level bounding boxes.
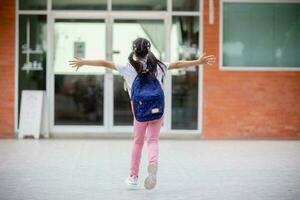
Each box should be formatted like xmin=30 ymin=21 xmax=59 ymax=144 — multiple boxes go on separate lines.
xmin=198 ymin=53 xmax=216 ymax=66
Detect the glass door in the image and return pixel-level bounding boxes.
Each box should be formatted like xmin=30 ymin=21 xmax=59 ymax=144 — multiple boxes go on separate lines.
xmin=111 ymin=18 xmax=167 ymax=129
xmin=50 ymin=17 xmax=107 ymax=133
xmin=48 ymin=13 xmax=201 ymax=134
xmin=170 ymin=16 xmax=200 ymax=130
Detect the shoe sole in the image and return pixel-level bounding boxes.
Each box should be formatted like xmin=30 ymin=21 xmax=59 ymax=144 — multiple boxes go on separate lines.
xmin=144 ymin=163 xmax=157 ymax=190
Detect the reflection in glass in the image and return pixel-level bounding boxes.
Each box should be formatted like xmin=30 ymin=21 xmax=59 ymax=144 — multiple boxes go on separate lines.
xmin=52 ymin=0 xmax=107 ymax=10
xmin=54 ymin=19 xmax=106 ymax=75
xmin=223 ymin=3 xmax=300 ymax=67
xmin=19 ymin=0 xmax=47 ymax=10
xmin=112 ymin=0 xmax=166 ymax=10
xmin=113 ymin=20 xmax=165 ymax=125
xmin=113 ymin=76 xmax=132 ymax=125
xmin=55 ymin=75 xmax=104 ymax=125
xmin=173 ymin=0 xmax=199 ymax=11
xmin=54 ymin=19 xmax=105 ymax=125
xmin=171 ymin=16 xmax=199 ymax=130
xmin=18 ymin=15 xmax=47 ymax=126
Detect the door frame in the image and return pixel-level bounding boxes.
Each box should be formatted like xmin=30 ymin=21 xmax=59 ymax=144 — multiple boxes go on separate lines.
xmin=48 ymin=12 xmax=109 ymax=134
xmin=15 ymin=1 xmax=204 ymax=137
xmin=108 ymin=13 xmax=170 ymax=134
xmin=48 ymin=10 xmax=203 ymax=135
xmin=108 ymin=12 xmax=204 ymax=134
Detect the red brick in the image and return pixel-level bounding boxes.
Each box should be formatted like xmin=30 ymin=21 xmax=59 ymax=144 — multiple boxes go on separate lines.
xmin=0 ymin=0 xmax=15 ymax=138
xmin=202 ymin=0 xmax=300 ymax=139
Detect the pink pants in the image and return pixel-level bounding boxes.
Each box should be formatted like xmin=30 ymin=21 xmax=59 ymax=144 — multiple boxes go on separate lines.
xmin=129 ymin=116 xmax=163 ymax=177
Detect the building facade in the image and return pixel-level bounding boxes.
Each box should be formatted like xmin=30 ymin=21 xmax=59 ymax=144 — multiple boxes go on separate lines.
xmin=0 ymin=0 xmax=300 ymax=139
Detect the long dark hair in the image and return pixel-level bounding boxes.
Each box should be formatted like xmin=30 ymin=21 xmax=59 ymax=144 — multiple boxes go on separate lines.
xmin=128 ymin=37 xmax=166 ymax=80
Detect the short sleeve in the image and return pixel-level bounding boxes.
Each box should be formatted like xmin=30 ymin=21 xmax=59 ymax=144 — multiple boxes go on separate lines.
xmin=115 ymin=63 xmax=128 ymax=75
xmin=162 ymin=62 xmax=170 ymax=70
xmin=114 ymin=62 xmax=137 ymax=90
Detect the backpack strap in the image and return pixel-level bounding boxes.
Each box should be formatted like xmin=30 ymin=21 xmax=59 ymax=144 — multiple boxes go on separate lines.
xmin=123 ymin=79 xmax=132 ymax=99
xmin=123 ymin=79 xmax=128 ymax=92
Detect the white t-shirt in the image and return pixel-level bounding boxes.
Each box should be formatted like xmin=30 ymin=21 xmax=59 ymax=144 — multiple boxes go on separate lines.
xmin=115 ymin=62 xmax=169 ymax=98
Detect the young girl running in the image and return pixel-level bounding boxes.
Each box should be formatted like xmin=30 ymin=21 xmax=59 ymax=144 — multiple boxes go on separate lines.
xmin=69 ymin=37 xmax=215 ymax=190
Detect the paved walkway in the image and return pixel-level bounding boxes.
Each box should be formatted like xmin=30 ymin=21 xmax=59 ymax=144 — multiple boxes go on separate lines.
xmin=0 ymin=139 xmax=299 ymax=200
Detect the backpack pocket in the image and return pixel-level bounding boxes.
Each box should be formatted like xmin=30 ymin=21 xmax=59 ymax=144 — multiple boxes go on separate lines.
xmin=133 ymin=95 xmax=164 ymax=122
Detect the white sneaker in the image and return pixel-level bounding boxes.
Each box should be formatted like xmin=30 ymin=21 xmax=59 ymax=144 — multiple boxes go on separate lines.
xmin=144 ymin=163 xmax=158 ymax=190
xmin=125 ymin=176 xmax=138 ymax=189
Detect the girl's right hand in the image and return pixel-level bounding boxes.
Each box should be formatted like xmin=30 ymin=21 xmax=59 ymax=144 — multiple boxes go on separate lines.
xmin=69 ymin=57 xmax=84 ymax=71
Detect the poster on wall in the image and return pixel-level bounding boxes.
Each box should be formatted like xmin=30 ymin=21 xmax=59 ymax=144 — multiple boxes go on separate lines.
xmin=74 ymin=41 xmax=85 ymax=58
xmin=18 ymin=90 xmax=48 ymax=139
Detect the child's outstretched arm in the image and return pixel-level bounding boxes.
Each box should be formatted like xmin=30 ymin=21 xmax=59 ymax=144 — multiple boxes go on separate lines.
xmin=68 ymin=57 xmax=116 ymax=71
xmin=168 ymin=53 xmax=216 ymax=70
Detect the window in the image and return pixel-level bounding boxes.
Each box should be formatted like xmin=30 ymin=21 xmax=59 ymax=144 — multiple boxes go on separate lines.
xmin=222 ymin=2 xmax=300 ymax=69
xmin=112 ymin=20 xmax=165 ymax=126
xmin=112 ymin=0 xmax=166 ymax=10
xmin=19 ymin=0 xmax=47 ymax=10
xmin=53 ymin=19 xmax=106 ymax=125
xmin=16 ymin=0 xmax=204 ymax=132
xmin=52 ymin=0 xmax=107 ymax=10
xmin=171 ymin=16 xmax=200 ymax=130
xmin=18 ymin=15 xmax=47 ymax=125
xmin=173 ymin=0 xmax=199 ymax=11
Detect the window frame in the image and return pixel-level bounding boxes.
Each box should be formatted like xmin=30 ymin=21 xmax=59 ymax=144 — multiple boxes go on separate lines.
xmin=15 ymin=0 xmax=204 ymax=136
xmin=219 ymin=0 xmax=300 ymax=71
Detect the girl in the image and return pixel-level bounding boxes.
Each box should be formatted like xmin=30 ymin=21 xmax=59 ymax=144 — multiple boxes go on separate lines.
xmin=69 ymin=37 xmax=215 ymax=190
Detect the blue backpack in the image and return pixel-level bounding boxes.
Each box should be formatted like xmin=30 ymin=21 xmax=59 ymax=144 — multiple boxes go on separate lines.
xmin=131 ymin=73 xmax=164 ymax=122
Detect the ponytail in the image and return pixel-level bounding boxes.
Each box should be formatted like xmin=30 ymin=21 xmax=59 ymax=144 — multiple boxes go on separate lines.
xmin=146 ymin=51 xmax=166 ymax=82
xmin=128 ymin=52 xmax=143 ymax=74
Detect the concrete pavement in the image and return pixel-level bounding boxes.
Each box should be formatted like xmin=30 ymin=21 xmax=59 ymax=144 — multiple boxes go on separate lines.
xmin=0 ymin=139 xmax=299 ymax=200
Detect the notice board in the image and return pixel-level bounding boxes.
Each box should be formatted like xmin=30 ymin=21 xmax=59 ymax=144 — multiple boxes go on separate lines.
xmin=19 ymin=90 xmax=48 ymax=139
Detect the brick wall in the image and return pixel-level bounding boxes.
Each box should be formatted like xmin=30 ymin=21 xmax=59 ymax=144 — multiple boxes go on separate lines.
xmin=202 ymin=0 xmax=300 ymax=139
xmin=0 ymin=0 xmax=299 ymax=139
xmin=0 ymin=0 xmax=15 ymax=138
